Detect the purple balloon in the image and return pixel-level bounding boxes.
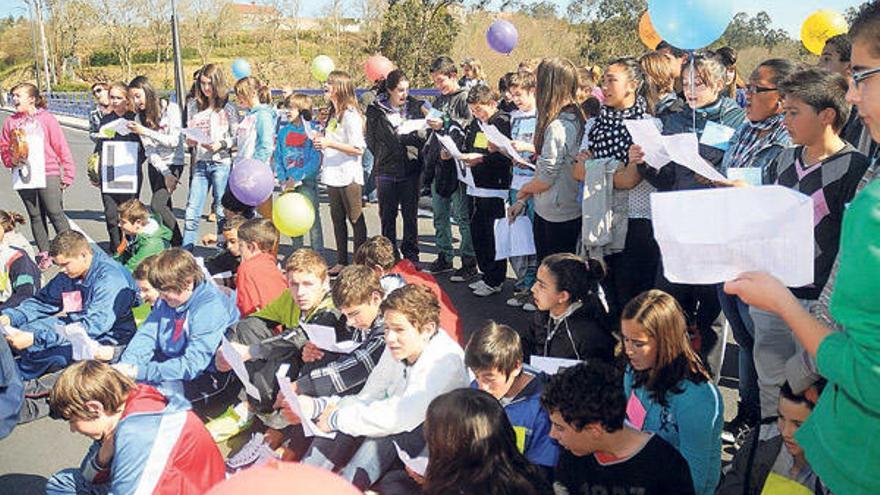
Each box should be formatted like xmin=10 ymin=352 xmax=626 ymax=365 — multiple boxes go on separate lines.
xmin=229 ymin=158 xmax=274 ymax=206
xmin=486 ymin=19 xmax=518 ymax=54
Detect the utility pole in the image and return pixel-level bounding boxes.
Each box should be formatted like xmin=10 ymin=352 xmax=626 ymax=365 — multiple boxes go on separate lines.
xmin=26 ymin=0 xmax=42 ymax=91
xmin=170 ymin=0 xmax=186 ymax=115
xmin=33 ymin=0 xmax=52 ymax=92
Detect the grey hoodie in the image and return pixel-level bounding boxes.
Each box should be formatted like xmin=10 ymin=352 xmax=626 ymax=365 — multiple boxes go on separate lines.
xmin=533 ymin=111 xmax=584 ymax=222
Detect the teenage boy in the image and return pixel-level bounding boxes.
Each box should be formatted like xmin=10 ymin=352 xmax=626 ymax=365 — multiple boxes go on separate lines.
xmin=542 ymin=361 xmax=695 ymax=495
xmin=207 ymin=248 xmax=345 ymax=442
xmin=132 ymin=255 xmax=160 ymax=307
xmin=465 ymin=322 xmax=558 ymax=473
xmin=114 ymin=199 xmax=172 ymax=272
xmin=353 ymin=235 xmax=463 ymax=345
xmin=203 ymin=214 xmax=245 ymax=290
xmin=755 ymin=67 xmax=870 ymax=419
xmin=45 ymin=361 xmax=225 ymax=495
xmin=117 ymin=249 xmax=239 ymax=395
xmin=504 ymin=70 xmax=539 ymax=312
xmin=296 ymin=284 xmax=469 ymax=491
xmin=234 ymin=218 xmax=287 ymax=316
xmin=1 ymin=230 xmax=138 ymax=380
xmin=458 ymin=84 xmax=512 ymax=297
xmin=423 ymin=56 xmax=476 ymax=280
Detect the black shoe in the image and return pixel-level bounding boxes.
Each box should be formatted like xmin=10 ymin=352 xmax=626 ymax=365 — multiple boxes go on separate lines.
xmin=722 ymin=403 xmax=759 ymax=445
xmin=449 ymin=263 xmax=478 ymax=283
xmin=428 ymin=255 xmax=453 ymax=274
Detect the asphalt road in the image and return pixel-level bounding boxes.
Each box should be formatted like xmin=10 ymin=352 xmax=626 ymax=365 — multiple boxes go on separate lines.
xmin=0 ymin=110 xmax=740 ymax=493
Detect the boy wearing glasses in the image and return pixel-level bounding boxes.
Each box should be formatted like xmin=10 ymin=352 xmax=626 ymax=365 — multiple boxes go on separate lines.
xmin=88 ymin=82 xmax=111 ymax=144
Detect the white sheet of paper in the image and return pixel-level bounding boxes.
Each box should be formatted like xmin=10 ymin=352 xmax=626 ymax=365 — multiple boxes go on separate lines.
xmin=302 ymin=323 xmax=359 ymax=354
xmin=494 ymin=216 xmax=536 ymax=260
xmin=530 ymin=355 xmax=581 ymax=375
xmin=511 ymin=174 xmax=532 ymax=191
xmin=479 ymin=122 xmax=531 ymax=167
xmin=397 ymin=119 xmax=427 ymax=135
xmin=394 ymin=441 xmax=429 ymax=477
xmin=662 ymin=133 xmax=726 ymax=181
xmin=54 ymin=323 xmax=98 ymax=361
xmin=726 ymin=167 xmax=763 ymax=186
xmin=276 ymin=364 xmax=336 ymax=439
xmin=437 ymin=134 xmax=464 ymax=160
xmin=220 ymin=336 xmax=261 ymax=400
xmin=12 ymin=122 xmax=47 ymax=191
xmin=98 ymin=118 xmax=131 ymax=137
xmin=700 ymin=121 xmax=736 ymax=151
xmin=623 ymin=119 xmax=670 ymax=170
xmin=650 ymin=185 xmax=814 ymax=285
xmin=100 ymin=141 xmax=139 ymax=194
xmin=182 ymin=127 xmax=212 ymax=145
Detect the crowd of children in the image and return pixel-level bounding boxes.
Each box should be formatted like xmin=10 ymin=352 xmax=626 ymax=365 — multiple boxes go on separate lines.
xmin=1 ymin=2 xmax=880 ymax=494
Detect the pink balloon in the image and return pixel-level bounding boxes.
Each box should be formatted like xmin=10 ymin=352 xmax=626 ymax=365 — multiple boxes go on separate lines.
xmin=365 ymin=55 xmax=395 ymax=82
xmin=205 ymin=461 xmax=361 ymax=495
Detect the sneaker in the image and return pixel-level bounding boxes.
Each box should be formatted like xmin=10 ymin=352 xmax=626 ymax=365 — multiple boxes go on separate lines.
xmin=205 ymin=404 xmax=253 ymax=443
xmin=36 ymin=251 xmax=52 ymax=270
xmin=522 ymin=294 xmax=538 ymax=312
xmin=468 ymin=278 xmax=486 ymax=290
xmin=506 ymin=290 xmax=530 ymax=307
xmin=722 ymin=404 xmax=759 ymax=445
xmin=449 ymin=264 xmax=478 ymax=283
xmin=225 ymin=433 xmax=279 ymax=474
xmin=471 ymin=280 xmax=502 ymax=297
xmin=428 ymin=255 xmax=453 ymax=274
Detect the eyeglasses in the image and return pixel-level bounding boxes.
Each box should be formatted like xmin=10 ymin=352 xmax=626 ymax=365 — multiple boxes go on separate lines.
xmin=851 ymin=66 xmax=880 ymax=91
xmin=746 ymin=84 xmax=778 ymax=95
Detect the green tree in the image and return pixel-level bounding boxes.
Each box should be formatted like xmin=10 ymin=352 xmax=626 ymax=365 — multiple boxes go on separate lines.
xmin=566 ymin=0 xmax=646 ymax=65
xmin=378 ymin=0 xmax=461 ymax=86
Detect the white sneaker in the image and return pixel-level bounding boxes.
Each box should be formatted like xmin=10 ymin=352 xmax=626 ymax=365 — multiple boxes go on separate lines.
xmin=522 ymin=301 xmax=537 ymax=312
xmin=468 ymin=279 xmax=485 ymax=290
xmin=506 ymin=290 xmax=530 ymax=307
xmin=472 ymin=281 xmax=502 ymax=297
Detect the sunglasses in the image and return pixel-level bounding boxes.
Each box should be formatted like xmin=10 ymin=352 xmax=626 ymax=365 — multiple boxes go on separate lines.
xmin=851 ymin=66 xmax=880 ymax=91
xmin=745 ymin=84 xmax=778 ymax=95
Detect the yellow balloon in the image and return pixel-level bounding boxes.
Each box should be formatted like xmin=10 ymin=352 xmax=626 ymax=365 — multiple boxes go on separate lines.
xmin=801 ymin=10 xmax=848 ymax=55
xmin=273 ymin=192 xmax=316 ymax=238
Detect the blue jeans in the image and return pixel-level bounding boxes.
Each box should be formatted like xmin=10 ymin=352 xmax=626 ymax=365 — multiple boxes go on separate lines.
xmin=431 ymin=182 xmax=474 ymax=261
xmin=183 ymin=160 xmax=230 ymax=249
xmin=716 ymin=286 xmax=758 ymax=416
xmin=290 ymin=178 xmax=324 ymax=252
xmin=46 ymin=468 xmax=109 ymax=495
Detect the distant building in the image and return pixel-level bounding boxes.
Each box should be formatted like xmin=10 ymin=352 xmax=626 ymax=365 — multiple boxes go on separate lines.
xmin=225 ymin=2 xmax=361 ymax=33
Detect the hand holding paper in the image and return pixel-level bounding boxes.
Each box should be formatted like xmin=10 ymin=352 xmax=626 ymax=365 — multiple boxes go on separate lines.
xmin=182 ymin=127 xmax=211 ymax=145
xmin=276 ymin=364 xmax=336 ymax=438
xmin=394 ymin=442 xmax=429 ymax=477
xmin=302 ymin=323 xmax=360 ymax=354
xmin=220 ymin=337 xmax=261 ymax=400
xmin=98 ymin=118 xmax=132 ymax=138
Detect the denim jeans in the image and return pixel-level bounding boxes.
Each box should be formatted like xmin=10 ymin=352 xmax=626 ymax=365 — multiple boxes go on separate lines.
xmin=290 ymin=178 xmax=324 ymax=252
xmin=717 ymin=286 xmax=759 ymax=416
xmin=431 ymin=182 xmax=474 ymax=261
xmin=183 ymin=160 xmax=230 ymax=249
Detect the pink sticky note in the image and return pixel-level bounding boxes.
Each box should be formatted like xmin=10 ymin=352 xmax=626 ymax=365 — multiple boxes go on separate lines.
xmin=62 ymin=291 xmax=83 ymax=314
xmin=626 ymin=391 xmax=647 ymax=430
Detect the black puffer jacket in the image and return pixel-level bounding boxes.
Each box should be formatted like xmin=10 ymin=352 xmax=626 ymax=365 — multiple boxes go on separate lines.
xmin=462 ymin=110 xmax=513 ymax=190
xmin=365 ymin=95 xmax=426 ymax=179
xmin=522 ymin=302 xmax=616 ymax=362
xmin=422 ymin=88 xmax=472 ymax=197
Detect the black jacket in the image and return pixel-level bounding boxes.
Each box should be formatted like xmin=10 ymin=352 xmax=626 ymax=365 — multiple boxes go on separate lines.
xmin=463 ymin=111 xmax=513 ymax=190
xmin=423 ymin=88 xmax=472 ymax=197
xmin=522 ymin=302 xmax=615 ymax=362
xmin=365 ymin=95 xmax=426 ymax=178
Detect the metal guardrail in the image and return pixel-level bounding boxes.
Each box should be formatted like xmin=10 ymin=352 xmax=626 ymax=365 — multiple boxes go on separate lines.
xmin=44 ymin=88 xmax=441 ymax=120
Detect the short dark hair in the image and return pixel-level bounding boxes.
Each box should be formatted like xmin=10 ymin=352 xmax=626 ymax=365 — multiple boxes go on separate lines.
xmin=353 ymin=235 xmax=397 ymax=270
xmin=430 ymin=56 xmax=458 ymax=77
xmin=780 ymin=67 xmax=850 ymax=131
xmin=541 ymin=361 xmax=626 ymax=432
xmin=850 ymin=0 xmax=880 ymax=58
xmin=780 ymin=379 xmax=827 ymax=410
xmin=237 ymin=218 xmax=278 ymax=253
xmin=332 ymin=265 xmax=381 ymax=309
xmin=507 ymin=70 xmax=536 ymax=91
xmin=823 ymin=34 xmax=852 ymax=62
xmin=380 ymin=284 xmax=440 ymax=331
xmin=755 ymin=58 xmax=800 ymax=86
xmin=49 ymin=230 xmax=91 ymax=258
xmin=464 ymin=322 xmax=522 ymax=377
xmin=466 ymin=84 xmax=498 ymax=105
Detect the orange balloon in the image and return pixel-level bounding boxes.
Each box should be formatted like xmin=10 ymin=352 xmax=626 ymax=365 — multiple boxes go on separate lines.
xmin=639 ymin=11 xmax=662 ymax=50
xmin=205 ymin=461 xmax=362 ymax=495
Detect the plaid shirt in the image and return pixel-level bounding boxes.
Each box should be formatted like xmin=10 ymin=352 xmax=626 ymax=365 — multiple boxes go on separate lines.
xmin=295 ymin=316 xmax=386 ymax=397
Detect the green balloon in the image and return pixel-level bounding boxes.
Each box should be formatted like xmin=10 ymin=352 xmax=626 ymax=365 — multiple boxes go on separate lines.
xmin=311 ymin=55 xmax=335 ymax=82
xmin=273 ymin=192 xmax=316 ymax=238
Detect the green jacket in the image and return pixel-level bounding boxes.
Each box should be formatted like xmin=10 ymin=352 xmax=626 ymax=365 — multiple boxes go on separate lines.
xmin=114 ymin=217 xmax=172 ymax=271
xmin=796 ymin=176 xmax=880 ymax=495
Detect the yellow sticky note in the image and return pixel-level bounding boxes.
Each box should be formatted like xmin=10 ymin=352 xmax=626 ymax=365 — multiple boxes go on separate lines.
xmin=760 ymin=472 xmax=813 ymax=495
xmin=513 ymin=425 xmax=527 ymax=453
xmin=474 ymin=132 xmax=489 ymax=150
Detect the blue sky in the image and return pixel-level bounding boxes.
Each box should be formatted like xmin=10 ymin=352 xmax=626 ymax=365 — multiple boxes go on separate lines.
xmin=0 ymin=0 xmax=867 ymax=37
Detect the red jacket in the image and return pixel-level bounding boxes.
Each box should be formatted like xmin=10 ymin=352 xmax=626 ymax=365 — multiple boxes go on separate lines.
xmin=390 ymin=260 xmax=464 ymax=345
xmin=82 ymin=384 xmax=225 ymax=494
xmin=236 ymin=252 xmax=288 ymax=317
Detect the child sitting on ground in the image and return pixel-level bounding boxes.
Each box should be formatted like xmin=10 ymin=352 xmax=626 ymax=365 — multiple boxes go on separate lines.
xmin=45 ymin=361 xmax=225 ymax=495
xmin=294 ymin=284 xmax=469 ymax=492
xmin=354 ymin=235 xmax=463 ymax=345
xmin=0 ymin=210 xmax=40 ymax=312
xmin=465 ymin=321 xmax=559 ymax=475
xmin=234 ymin=218 xmax=287 ymax=317
xmin=114 ymin=199 xmax=172 ymax=272
xmin=203 ymin=214 xmax=245 ymax=290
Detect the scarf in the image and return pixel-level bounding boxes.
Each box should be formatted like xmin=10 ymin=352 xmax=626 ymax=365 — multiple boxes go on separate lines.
xmin=726 ymin=113 xmax=787 ymax=169
xmin=588 ymin=97 xmax=648 ymax=161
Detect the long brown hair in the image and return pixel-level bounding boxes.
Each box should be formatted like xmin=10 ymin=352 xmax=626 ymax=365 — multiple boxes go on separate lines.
xmin=128 ymin=75 xmax=161 ymax=130
xmin=534 ymin=58 xmax=584 ymax=154
xmin=423 ymin=388 xmax=552 ymax=495
xmin=622 ymin=290 xmax=710 ymax=407
xmin=640 ymin=51 xmax=679 ymax=114
xmin=326 ymin=70 xmax=361 ymax=123
xmin=234 ymin=76 xmax=271 ymax=106
xmin=195 ymin=63 xmax=229 ymax=111
xmin=0 ymin=210 xmax=26 ymax=233
xmin=11 ymin=82 xmax=48 ymax=110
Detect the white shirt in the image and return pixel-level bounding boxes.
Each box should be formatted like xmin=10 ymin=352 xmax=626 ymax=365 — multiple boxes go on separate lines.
xmin=320 ymin=108 xmax=366 ymax=187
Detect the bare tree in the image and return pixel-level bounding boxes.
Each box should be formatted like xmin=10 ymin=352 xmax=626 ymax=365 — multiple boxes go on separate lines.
xmin=96 ymin=0 xmax=141 ymax=78
xmin=181 ymin=0 xmax=231 ymax=65
xmin=44 ymin=0 xmax=96 ymax=81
